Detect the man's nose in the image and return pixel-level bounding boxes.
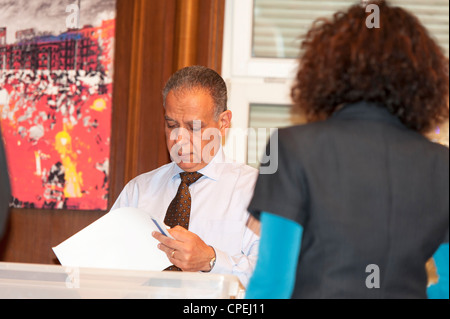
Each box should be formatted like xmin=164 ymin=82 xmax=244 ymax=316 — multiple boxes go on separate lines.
xmin=173 ymin=127 xmax=191 ymax=145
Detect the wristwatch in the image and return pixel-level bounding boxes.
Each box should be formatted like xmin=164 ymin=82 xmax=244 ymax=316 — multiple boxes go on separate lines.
xmin=204 ymin=246 xmax=216 ymax=272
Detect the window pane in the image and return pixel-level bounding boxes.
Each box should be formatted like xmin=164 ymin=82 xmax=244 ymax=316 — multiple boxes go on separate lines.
xmin=252 ymin=0 xmax=449 ymax=59
xmin=252 ymin=0 xmax=358 ymax=58
xmin=247 ymin=103 xmax=305 ymax=168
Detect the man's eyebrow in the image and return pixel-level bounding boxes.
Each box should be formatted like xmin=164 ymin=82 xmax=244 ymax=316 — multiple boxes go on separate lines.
xmin=164 ymin=116 xmax=205 ymax=127
xmin=164 ymin=115 xmax=177 ymax=122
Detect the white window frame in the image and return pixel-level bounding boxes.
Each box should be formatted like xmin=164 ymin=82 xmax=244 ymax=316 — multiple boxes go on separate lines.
xmin=222 ymin=78 xmax=293 ymax=164
xmin=222 ymin=0 xmax=296 ymax=163
xmin=223 ymin=0 xmax=298 ymax=79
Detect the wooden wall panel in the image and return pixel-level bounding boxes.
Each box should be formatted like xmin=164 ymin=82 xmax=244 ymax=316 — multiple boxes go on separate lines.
xmin=109 ymin=0 xmax=176 ymax=205
xmin=174 ymin=0 xmax=225 ymax=72
xmin=196 ymin=0 xmax=226 ymax=72
xmin=0 ymin=208 xmax=104 ymax=264
xmin=0 ymin=0 xmax=226 ymax=266
xmin=129 ymin=0 xmax=176 ymax=183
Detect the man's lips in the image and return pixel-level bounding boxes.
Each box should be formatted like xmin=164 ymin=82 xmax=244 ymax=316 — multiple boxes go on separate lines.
xmin=177 ymin=153 xmax=193 ymax=160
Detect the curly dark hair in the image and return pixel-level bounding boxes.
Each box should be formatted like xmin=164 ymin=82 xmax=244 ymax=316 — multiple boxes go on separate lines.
xmin=291 ymin=0 xmax=449 ymax=133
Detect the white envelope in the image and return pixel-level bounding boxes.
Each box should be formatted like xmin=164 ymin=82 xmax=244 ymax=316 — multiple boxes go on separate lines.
xmin=52 ymin=207 xmax=171 ymax=271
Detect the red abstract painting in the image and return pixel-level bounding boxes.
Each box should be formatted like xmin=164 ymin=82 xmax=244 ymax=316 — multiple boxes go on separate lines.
xmin=0 ymin=0 xmax=116 ymax=210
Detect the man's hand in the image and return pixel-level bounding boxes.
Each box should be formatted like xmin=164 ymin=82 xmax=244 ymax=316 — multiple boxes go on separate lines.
xmin=152 ymin=226 xmax=215 ymax=272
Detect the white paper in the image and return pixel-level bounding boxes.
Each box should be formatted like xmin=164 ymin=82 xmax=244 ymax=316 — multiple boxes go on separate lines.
xmin=52 ymin=207 xmax=171 ymax=271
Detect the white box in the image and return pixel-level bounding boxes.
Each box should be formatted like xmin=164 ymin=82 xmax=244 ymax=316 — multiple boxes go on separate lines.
xmin=0 ymin=262 xmax=243 ymax=299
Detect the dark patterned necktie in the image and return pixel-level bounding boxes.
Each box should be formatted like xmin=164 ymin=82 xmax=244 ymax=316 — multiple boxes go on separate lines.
xmin=163 ymin=171 xmax=203 ymax=271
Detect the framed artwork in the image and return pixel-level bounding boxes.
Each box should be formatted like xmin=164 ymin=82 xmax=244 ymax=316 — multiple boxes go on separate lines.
xmin=0 ymin=0 xmax=116 ymax=210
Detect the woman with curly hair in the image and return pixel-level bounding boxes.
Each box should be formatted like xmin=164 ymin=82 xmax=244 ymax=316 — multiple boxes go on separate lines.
xmin=246 ymin=1 xmax=448 ymax=298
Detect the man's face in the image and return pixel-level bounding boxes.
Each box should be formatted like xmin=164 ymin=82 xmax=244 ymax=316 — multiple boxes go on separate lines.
xmin=164 ymin=88 xmax=231 ymax=172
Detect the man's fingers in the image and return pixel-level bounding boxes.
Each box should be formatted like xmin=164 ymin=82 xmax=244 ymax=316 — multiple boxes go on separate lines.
xmin=157 ymin=241 xmax=171 ymax=254
xmin=167 ymin=225 xmax=189 ymax=241
xmin=153 ymin=235 xmax=178 ymax=261
xmin=168 ymin=225 xmax=202 ymax=243
xmin=152 ymin=231 xmax=180 ymax=250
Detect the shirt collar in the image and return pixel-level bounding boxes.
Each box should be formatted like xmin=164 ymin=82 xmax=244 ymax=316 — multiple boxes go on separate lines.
xmin=198 ymin=145 xmax=225 ymax=181
xmin=169 ymin=145 xmax=226 ymax=182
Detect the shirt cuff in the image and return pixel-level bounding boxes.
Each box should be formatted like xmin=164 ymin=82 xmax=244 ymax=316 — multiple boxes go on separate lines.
xmin=210 ymin=247 xmax=233 ymax=275
xmin=208 ymin=246 xmax=257 ymax=288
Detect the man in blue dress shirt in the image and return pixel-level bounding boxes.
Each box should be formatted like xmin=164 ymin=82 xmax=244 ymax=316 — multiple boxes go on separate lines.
xmin=111 ymin=66 xmax=259 ymax=287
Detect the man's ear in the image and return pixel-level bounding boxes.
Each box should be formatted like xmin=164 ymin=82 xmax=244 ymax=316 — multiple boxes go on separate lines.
xmin=219 ymin=110 xmax=232 ymax=131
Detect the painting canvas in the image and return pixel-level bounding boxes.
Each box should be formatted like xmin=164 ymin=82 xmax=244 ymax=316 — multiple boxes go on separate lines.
xmin=0 ymin=0 xmax=116 ymax=210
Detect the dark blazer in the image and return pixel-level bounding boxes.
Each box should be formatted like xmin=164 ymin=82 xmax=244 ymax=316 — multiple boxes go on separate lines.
xmin=249 ymin=101 xmax=449 ymax=298
xmin=0 ymin=125 xmax=11 ymax=239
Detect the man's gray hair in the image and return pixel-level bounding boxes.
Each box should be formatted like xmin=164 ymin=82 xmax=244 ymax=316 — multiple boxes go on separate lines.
xmin=162 ymin=65 xmax=228 ymax=119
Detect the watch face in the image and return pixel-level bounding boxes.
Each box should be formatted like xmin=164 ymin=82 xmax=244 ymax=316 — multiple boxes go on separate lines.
xmin=210 ymin=256 xmax=216 ymax=270
xmin=208 ymin=246 xmax=216 ymax=271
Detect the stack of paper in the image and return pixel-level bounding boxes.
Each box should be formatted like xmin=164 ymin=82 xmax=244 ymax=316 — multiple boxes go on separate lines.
xmin=53 ymin=207 xmax=171 ymax=271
